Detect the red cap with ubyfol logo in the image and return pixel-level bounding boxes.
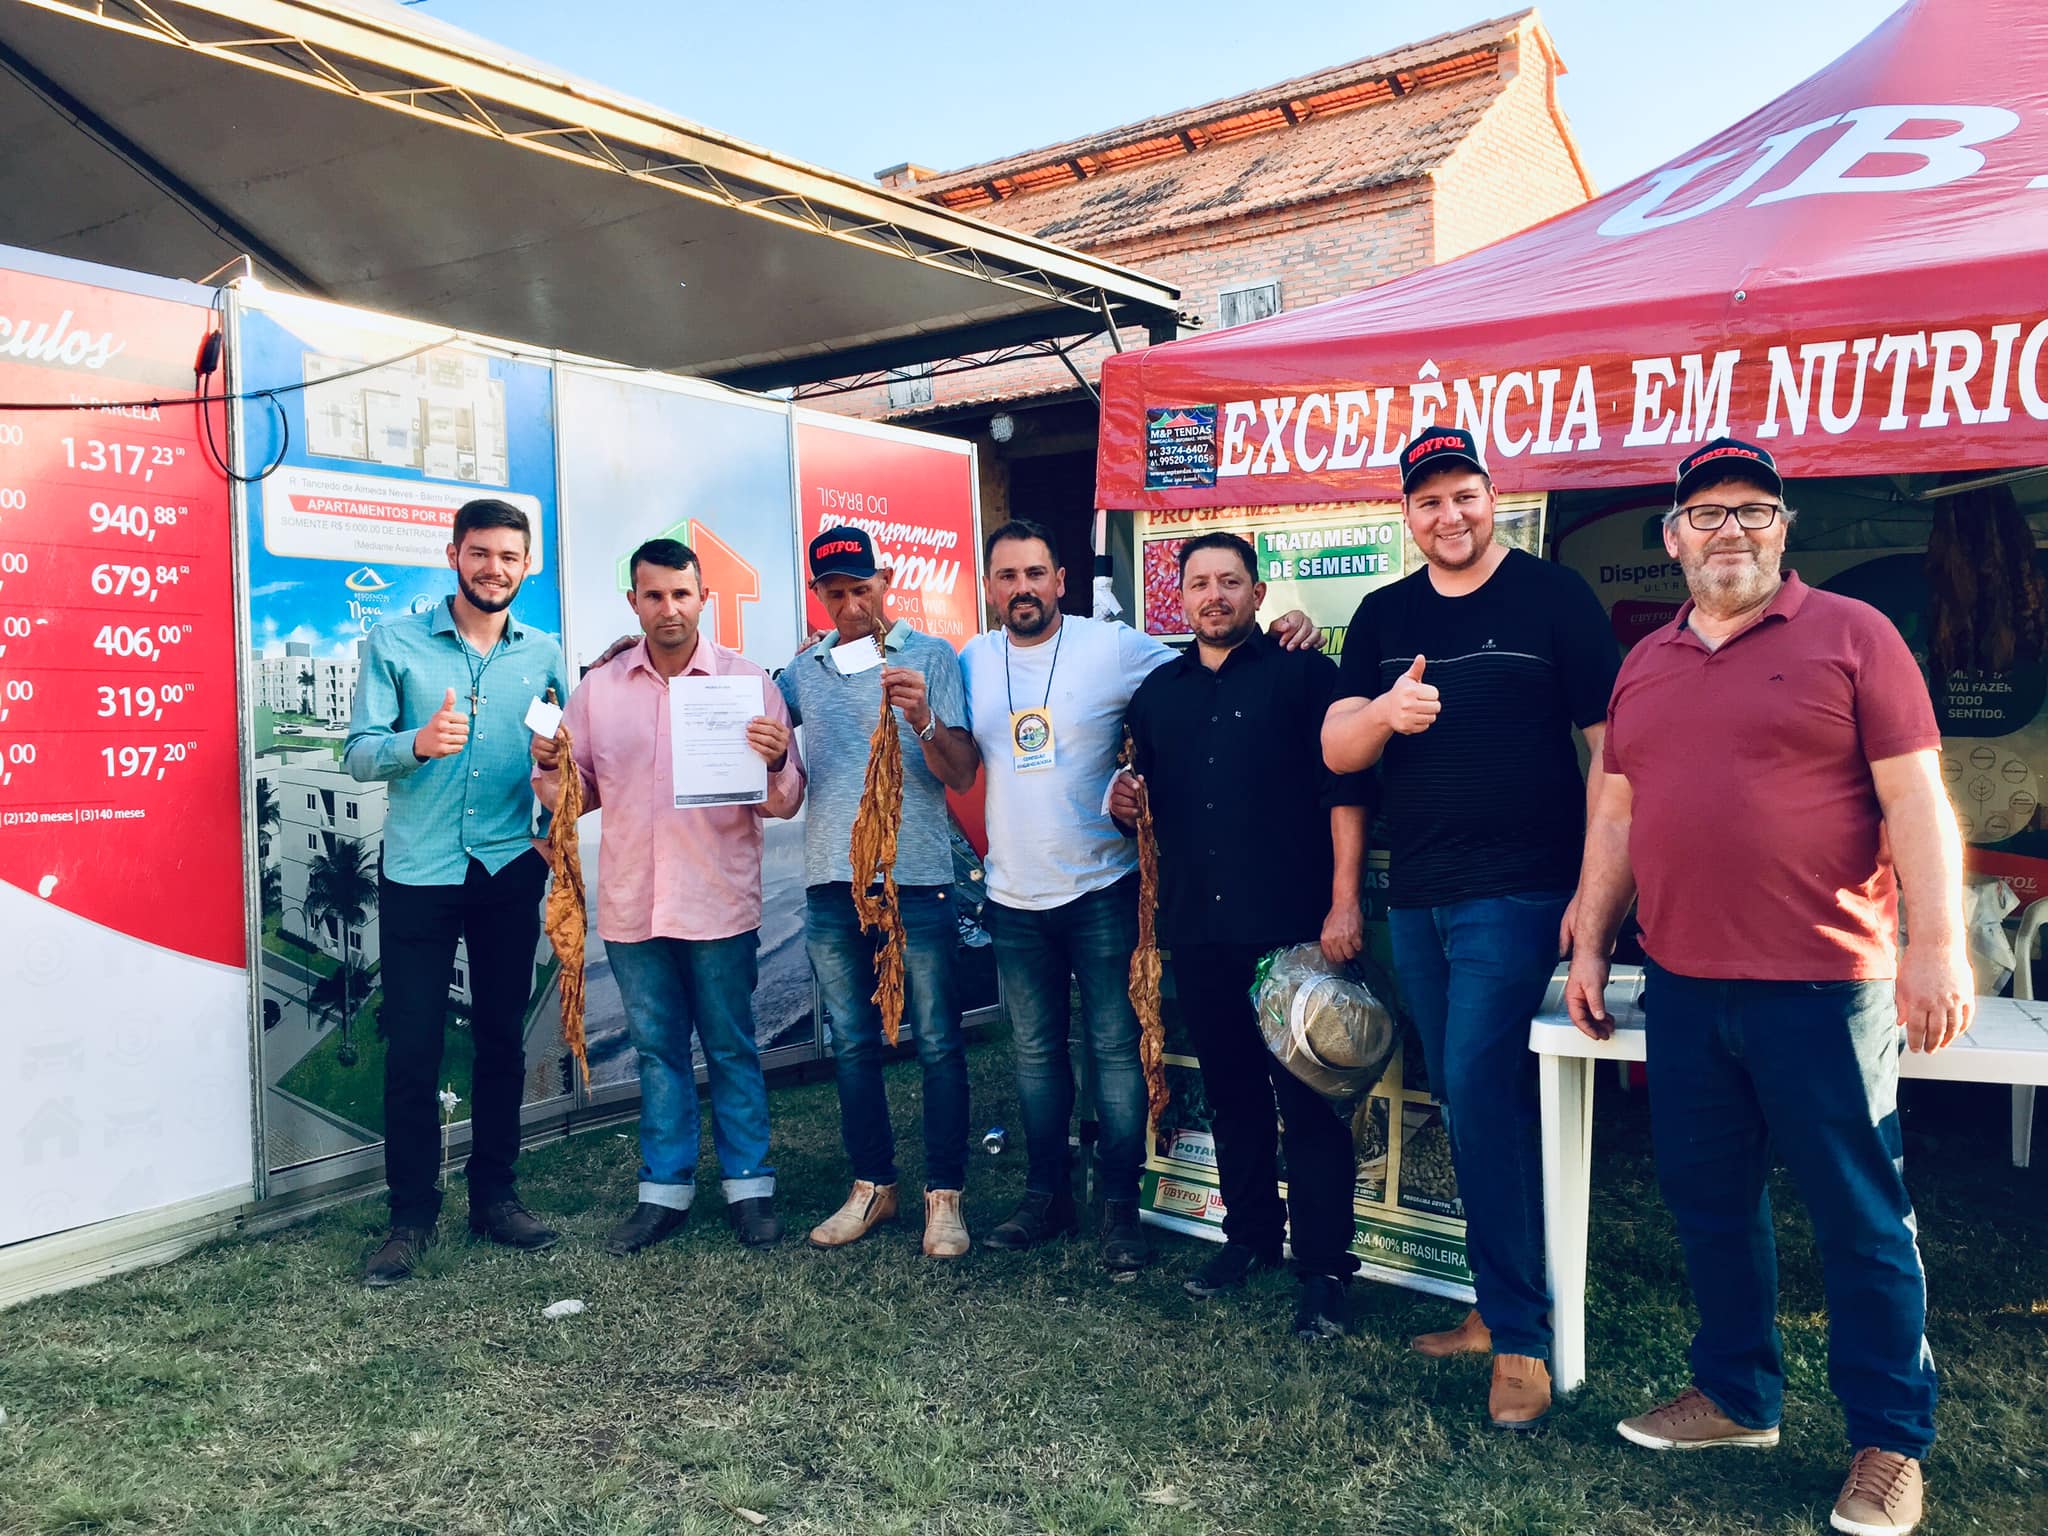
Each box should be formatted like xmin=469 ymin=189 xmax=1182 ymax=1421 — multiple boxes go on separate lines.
xmin=1674 ymin=437 xmax=1783 ymax=503
xmin=807 ymin=525 xmax=879 ymax=581
xmin=1400 ymin=425 xmax=1489 ymax=495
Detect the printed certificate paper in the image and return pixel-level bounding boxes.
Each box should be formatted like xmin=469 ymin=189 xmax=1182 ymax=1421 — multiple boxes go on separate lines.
xmin=669 ymin=675 xmax=767 ymax=807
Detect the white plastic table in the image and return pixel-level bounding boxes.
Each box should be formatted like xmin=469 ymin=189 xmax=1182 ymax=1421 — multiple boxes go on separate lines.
xmin=1529 ymin=969 xmax=2048 ymax=1393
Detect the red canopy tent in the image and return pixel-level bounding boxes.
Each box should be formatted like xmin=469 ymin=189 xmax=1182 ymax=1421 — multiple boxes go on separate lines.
xmin=1097 ymin=0 xmax=2048 ymax=510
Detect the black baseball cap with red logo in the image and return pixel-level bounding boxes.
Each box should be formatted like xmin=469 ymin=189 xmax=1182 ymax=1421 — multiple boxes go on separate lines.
xmin=807 ymin=525 xmax=879 ymax=581
xmin=1674 ymin=437 xmax=1783 ymax=503
xmin=1400 ymin=425 xmax=1489 ymax=494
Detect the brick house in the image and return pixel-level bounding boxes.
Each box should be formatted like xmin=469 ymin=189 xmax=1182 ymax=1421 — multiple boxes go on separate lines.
xmin=829 ymin=8 xmax=1593 ymax=607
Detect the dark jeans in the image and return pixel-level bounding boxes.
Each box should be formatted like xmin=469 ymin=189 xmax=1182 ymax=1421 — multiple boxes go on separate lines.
xmin=1171 ymin=943 xmax=1360 ymax=1279
xmin=378 ymin=850 xmax=547 ymax=1229
xmin=1643 ymin=961 xmax=1937 ymax=1457
xmin=806 ymin=882 xmax=969 ymax=1191
xmin=989 ymin=875 xmax=1148 ymax=1204
xmin=1387 ymin=890 xmax=1568 ymax=1359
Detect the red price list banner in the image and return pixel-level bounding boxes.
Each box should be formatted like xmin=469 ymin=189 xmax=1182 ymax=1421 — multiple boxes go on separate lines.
xmin=0 ymin=269 xmax=243 ymax=967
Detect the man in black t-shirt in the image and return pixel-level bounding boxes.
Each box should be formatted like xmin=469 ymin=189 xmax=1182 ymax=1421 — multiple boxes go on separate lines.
xmin=1115 ymin=532 xmax=1371 ymax=1342
xmin=1322 ymin=426 xmax=1618 ymax=1431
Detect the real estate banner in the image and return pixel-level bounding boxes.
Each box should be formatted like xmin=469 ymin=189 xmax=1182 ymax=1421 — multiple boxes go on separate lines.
xmin=0 ymin=255 xmax=251 ymax=1245
xmin=233 ymin=289 xmax=566 ymax=1175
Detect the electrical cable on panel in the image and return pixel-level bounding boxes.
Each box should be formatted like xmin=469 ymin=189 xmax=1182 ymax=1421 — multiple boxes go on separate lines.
xmin=0 ymin=291 xmax=471 ymax=485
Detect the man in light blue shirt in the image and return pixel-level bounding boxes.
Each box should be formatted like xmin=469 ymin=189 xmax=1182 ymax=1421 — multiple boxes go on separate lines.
xmin=777 ymin=526 xmax=980 ymax=1261
xmin=344 ymin=498 xmax=568 ymax=1286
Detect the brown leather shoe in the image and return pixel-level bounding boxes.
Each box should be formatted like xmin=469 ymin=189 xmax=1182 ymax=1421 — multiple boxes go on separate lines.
xmin=808 ymin=1180 xmax=898 ymax=1249
xmin=467 ymin=1197 xmax=559 ymax=1251
xmin=1830 ymin=1449 xmax=1923 ymax=1536
xmin=1412 ymin=1308 xmax=1492 ymax=1357
xmin=1488 ymin=1353 xmax=1552 ymax=1431
xmin=921 ymin=1188 xmax=970 ymax=1258
xmin=363 ymin=1224 xmax=434 ymax=1287
xmin=1617 ymin=1384 xmax=1780 ymax=1450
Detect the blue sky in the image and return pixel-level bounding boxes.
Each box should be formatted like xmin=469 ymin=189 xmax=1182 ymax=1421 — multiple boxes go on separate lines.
xmin=394 ymin=0 xmax=1905 ymax=194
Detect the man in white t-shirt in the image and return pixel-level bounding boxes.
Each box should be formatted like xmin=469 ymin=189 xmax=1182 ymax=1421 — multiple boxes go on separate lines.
xmin=964 ymin=519 xmax=1318 ymax=1270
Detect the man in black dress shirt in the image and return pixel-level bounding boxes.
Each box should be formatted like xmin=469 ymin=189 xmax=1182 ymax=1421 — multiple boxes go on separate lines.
xmin=1112 ymin=531 xmax=1369 ymax=1339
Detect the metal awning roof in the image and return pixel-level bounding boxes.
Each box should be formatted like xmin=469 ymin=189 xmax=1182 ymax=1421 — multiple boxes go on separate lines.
xmin=0 ymin=0 xmax=1180 ymax=388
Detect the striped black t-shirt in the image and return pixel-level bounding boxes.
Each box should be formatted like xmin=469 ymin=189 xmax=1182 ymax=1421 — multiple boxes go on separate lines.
xmin=1338 ymin=548 xmax=1618 ymax=908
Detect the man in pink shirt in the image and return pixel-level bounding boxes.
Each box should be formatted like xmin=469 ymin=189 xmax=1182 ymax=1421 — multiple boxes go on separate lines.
xmin=533 ymin=537 xmax=804 ymax=1255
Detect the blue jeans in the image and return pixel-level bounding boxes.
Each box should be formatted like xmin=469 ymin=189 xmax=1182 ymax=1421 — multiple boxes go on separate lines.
xmin=1643 ymin=962 xmax=1936 ymax=1457
xmin=604 ymin=933 xmax=775 ymax=1211
xmin=988 ymin=875 xmax=1147 ymax=1204
xmin=1388 ymin=890 xmax=1568 ymax=1359
xmin=807 ymin=883 xmax=969 ymax=1191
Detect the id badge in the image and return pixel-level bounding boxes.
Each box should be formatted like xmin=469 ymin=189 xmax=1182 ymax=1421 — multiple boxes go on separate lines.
xmin=1009 ymin=707 xmax=1056 ymax=772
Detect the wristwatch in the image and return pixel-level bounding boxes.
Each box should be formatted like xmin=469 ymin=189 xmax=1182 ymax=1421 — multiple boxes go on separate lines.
xmin=915 ymin=712 xmax=940 ymax=743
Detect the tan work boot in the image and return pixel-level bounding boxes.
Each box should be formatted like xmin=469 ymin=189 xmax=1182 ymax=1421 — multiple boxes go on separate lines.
xmin=1412 ymin=1308 xmax=1492 ymax=1357
xmin=1617 ymin=1384 xmax=1781 ymax=1450
xmin=921 ymin=1188 xmax=970 ymax=1259
xmin=1830 ymin=1449 xmax=1924 ymax=1536
xmin=1487 ymin=1353 xmax=1552 ymax=1431
xmin=808 ymin=1180 xmax=898 ymax=1249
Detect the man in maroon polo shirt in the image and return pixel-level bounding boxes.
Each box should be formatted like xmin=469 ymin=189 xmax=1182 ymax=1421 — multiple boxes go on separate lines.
xmin=1566 ymin=438 xmax=1972 ymax=1536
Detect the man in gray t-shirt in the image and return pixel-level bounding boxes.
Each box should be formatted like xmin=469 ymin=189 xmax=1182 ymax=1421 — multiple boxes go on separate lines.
xmin=777 ymin=526 xmax=980 ymax=1261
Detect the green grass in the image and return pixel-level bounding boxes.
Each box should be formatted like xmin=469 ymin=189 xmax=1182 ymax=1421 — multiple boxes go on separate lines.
xmin=262 ymin=916 xmax=342 ymax=981
xmin=1 ymin=1039 xmax=2042 ymax=1535
xmin=276 ymin=994 xmax=475 ymax=1137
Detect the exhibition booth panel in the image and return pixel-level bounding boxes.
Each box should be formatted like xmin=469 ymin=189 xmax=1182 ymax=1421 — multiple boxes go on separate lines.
xmin=0 ymin=253 xmax=987 ymax=1299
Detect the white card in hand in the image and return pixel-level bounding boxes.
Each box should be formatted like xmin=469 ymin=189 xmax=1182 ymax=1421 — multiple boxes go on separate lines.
xmin=524 ymin=696 xmax=564 ymax=737
xmin=830 ymin=635 xmax=884 ymax=675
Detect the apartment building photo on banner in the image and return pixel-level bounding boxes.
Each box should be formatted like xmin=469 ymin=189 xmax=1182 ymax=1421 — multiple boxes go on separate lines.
xmin=234 ymin=288 xmax=569 ymax=1178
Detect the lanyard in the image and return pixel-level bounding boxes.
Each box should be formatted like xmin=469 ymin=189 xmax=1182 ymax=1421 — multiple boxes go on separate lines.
xmin=1004 ymin=620 xmax=1064 ymax=715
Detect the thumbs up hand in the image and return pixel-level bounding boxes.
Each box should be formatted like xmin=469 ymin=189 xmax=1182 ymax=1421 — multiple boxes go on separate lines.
xmin=414 ymin=686 xmax=472 ymax=761
xmin=1384 ymin=654 xmax=1441 ymax=736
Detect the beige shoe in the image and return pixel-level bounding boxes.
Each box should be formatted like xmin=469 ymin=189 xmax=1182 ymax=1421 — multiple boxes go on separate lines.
xmin=1487 ymin=1354 xmax=1552 ymax=1431
xmin=1617 ymin=1385 xmax=1780 ymax=1450
xmin=921 ymin=1188 xmax=970 ymax=1259
xmin=808 ymin=1180 xmax=898 ymax=1248
xmin=1830 ymin=1449 xmax=1923 ymax=1536
xmin=1412 ymin=1308 xmax=1492 ymax=1357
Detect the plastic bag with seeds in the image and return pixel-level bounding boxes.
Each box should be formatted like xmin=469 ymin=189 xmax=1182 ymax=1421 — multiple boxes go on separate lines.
xmin=1249 ymin=943 xmax=1400 ymax=1105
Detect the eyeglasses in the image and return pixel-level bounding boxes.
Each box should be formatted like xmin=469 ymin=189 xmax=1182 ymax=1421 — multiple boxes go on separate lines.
xmin=1675 ymin=501 xmax=1784 ymax=532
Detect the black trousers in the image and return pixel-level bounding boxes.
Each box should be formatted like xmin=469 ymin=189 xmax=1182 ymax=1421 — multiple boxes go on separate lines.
xmin=378 ymin=850 xmax=547 ymax=1228
xmin=1172 ymin=942 xmax=1360 ymax=1279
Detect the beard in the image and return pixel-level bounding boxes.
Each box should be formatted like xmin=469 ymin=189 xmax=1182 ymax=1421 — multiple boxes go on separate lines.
xmin=458 ymin=570 xmax=521 ymax=614
xmin=1679 ymin=538 xmax=1783 ymax=615
xmin=1193 ymin=605 xmax=1258 ymax=649
xmin=1423 ymin=521 xmax=1492 ymax=572
xmin=1005 ymin=595 xmax=1056 ymax=638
